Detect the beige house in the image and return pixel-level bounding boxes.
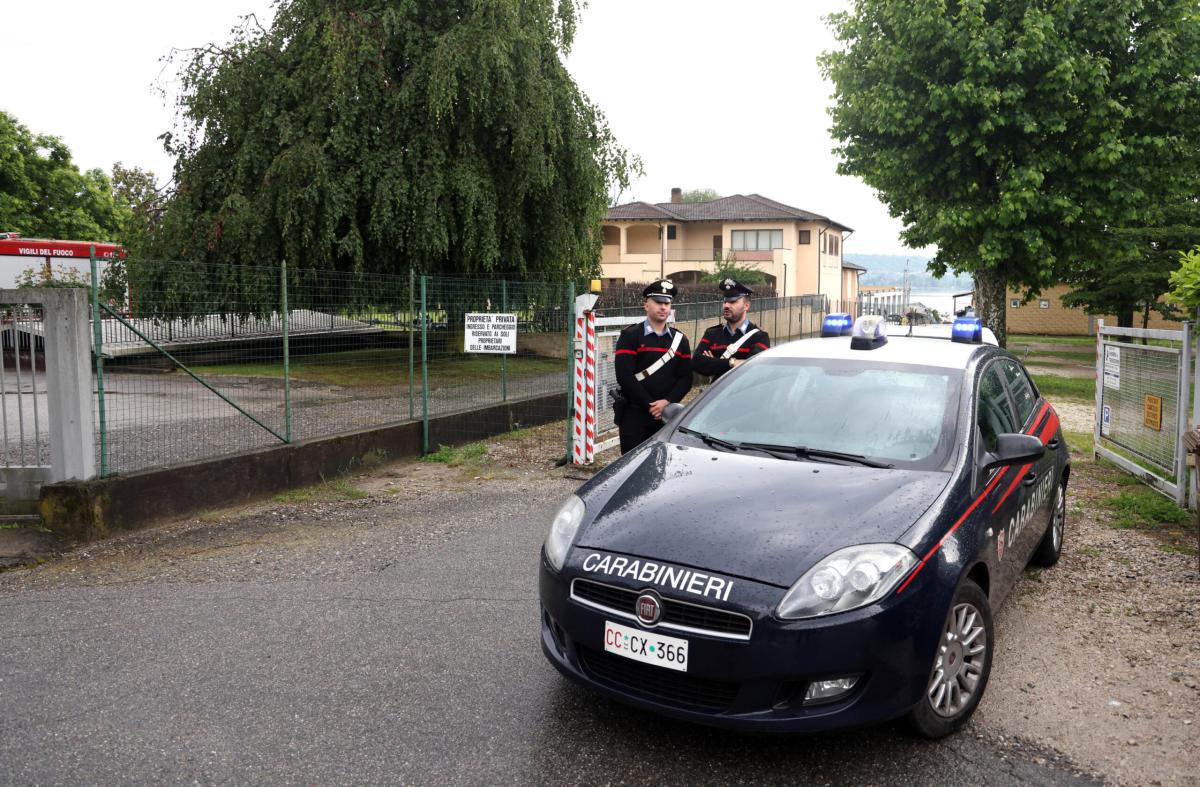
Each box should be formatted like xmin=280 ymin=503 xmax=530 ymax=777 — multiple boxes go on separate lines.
xmin=601 ymin=190 xmax=860 ymax=302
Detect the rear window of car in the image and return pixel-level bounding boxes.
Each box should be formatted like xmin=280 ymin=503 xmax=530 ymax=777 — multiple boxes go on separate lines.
xmin=679 ymin=358 xmax=962 ymax=469
xmin=998 ymin=359 xmax=1038 ymax=426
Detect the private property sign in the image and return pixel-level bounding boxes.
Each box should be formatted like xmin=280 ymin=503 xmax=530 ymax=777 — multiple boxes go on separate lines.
xmin=464 ymin=313 xmax=517 ymax=354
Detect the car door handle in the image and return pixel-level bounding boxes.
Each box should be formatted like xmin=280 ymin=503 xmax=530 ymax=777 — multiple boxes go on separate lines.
xmin=1021 ymin=471 xmax=1038 ymax=487
xmin=1046 ymin=439 xmax=1060 ymax=450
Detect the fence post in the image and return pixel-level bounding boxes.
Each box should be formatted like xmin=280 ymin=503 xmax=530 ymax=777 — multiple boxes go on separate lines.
xmin=501 ymin=279 xmax=508 ymax=402
xmin=421 ymin=275 xmax=430 ymax=454
xmin=44 ymin=289 xmax=98 ymax=481
xmin=408 ymin=269 xmax=415 ymax=421
xmin=281 ymin=260 xmax=292 ymax=442
xmin=89 ymin=247 xmax=108 ymax=477
xmin=1093 ymin=320 xmax=1104 ymax=462
xmin=1175 ymin=320 xmax=1191 ymax=508
xmin=564 ymin=281 xmax=575 ymax=461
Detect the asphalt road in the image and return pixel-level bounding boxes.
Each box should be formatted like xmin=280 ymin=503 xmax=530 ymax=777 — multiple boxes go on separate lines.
xmin=0 ymin=474 xmax=1098 ymax=785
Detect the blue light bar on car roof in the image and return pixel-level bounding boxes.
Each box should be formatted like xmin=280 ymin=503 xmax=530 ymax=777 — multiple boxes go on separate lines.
xmin=821 ymin=313 xmax=854 ymax=337
xmin=850 ymin=315 xmax=888 ymax=350
xmin=951 ymin=317 xmax=983 ymax=344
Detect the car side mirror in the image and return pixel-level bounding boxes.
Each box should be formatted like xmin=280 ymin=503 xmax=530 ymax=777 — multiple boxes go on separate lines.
xmin=663 ymin=403 xmax=685 ymax=423
xmin=983 ymin=433 xmax=1045 ymax=472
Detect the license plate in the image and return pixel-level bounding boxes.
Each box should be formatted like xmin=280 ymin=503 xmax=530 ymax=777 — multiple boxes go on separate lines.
xmin=603 ymin=620 xmax=689 ymax=672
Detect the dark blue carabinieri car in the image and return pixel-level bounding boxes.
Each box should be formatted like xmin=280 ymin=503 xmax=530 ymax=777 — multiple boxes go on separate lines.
xmin=539 ymin=316 xmax=1069 ymax=738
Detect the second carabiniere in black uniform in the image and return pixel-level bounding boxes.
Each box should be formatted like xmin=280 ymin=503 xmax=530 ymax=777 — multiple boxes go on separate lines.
xmin=692 ymin=278 xmax=770 ymax=380
xmin=613 ymin=280 xmax=692 ymax=454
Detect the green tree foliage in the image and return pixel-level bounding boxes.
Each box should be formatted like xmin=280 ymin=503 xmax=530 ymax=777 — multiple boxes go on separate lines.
xmin=821 ymin=0 xmax=1200 ymax=345
xmin=680 ymin=188 xmax=720 ymax=203
xmin=700 ymin=252 xmax=768 ymax=285
xmin=1167 ymin=245 xmax=1200 ymax=311
xmin=1060 ymin=203 xmax=1198 ymax=327
xmin=0 ymin=111 xmax=123 ymax=241
xmin=155 ymin=0 xmax=636 ymax=285
xmin=111 ymin=163 xmax=165 ymax=257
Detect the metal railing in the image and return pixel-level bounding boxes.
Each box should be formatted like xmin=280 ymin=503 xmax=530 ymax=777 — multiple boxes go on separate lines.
xmin=74 ymin=257 xmax=575 ymax=476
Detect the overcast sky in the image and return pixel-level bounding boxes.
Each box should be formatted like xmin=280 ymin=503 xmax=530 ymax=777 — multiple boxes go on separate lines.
xmin=3 ymin=0 xmax=928 ymax=257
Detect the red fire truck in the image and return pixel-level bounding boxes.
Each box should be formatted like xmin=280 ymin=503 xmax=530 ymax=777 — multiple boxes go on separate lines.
xmin=0 ymin=232 xmax=125 ymax=289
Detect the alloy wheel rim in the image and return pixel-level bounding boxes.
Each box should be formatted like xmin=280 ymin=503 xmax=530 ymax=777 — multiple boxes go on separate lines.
xmin=927 ymin=602 xmax=987 ymax=717
xmin=1052 ymin=485 xmax=1065 ymax=551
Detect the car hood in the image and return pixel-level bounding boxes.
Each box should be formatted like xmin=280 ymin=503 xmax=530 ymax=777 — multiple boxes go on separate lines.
xmin=576 ymin=442 xmax=949 ymax=588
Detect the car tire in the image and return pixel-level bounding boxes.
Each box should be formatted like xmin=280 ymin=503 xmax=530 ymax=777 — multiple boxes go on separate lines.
xmin=1030 ymin=478 xmax=1066 ymax=567
xmin=907 ymin=579 xmax=993 ymax=739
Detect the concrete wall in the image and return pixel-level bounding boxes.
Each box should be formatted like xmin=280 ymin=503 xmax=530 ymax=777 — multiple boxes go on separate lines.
xmin=40 ymin=392 xmax=568 ymax=541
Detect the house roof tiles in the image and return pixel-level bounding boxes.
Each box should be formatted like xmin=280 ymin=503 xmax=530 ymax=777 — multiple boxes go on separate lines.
xmin=606 ymin=193 xmax=852 ymax=231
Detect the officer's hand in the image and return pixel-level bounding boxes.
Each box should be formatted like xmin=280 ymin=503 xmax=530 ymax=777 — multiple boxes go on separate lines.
xmin=729 ymin=359 xmax=742 ymax=369
xmin=648 ymin=399 xmax=668 ymax=419
xmin=701 ymin=349 xmax=713 ymax=357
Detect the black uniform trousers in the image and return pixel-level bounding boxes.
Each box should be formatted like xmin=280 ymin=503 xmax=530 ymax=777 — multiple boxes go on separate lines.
xmin=618 ymin=407 xmax=663 ymax=454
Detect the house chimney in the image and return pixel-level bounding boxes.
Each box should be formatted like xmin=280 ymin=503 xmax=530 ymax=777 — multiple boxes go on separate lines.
xmin=671 ymin=187 xmax=682 ymax=204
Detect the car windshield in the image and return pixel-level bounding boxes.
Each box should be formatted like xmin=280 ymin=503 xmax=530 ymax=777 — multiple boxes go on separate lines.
xmin=679 ymin=358 xmax=961 ymax=469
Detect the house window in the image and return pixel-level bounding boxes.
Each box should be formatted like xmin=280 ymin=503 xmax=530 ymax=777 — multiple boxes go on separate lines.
xmin=831 ymin=236 xmax=839 ymax=255
xmin=667 ymin=225 xmax=677 ymax=240
xmin=1010 ymin=299 xmax=1021 ymax=308
xmin=799 ymin=229 xmax=811 ymax=244
xmin=731 ymin=229 xmax=784 ymax=251
xmin=1039 ymin=300 xmax=1050 ymax=309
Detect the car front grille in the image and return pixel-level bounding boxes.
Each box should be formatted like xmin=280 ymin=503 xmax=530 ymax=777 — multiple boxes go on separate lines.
xmin=571 ymin=578 xmax=753 ymax=639
xmin=578 ymin=647 xmax=739 ymax=711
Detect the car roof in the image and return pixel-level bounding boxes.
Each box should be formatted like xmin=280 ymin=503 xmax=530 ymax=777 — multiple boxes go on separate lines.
xmin=766 ymin=331 xmax=997 ymax=369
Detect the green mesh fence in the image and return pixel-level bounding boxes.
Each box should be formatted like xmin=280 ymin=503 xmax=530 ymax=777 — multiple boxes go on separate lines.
xmin=87 ymin=259 xmax=573 ymax=476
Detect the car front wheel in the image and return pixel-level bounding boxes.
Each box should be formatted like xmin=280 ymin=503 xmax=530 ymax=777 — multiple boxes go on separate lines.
xmin=907 ymin=579 xmax=993 ymax=739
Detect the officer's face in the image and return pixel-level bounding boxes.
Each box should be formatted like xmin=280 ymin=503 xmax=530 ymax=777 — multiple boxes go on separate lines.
xmin=644 ymin=297 xmax=671 ymax=322
xmin=723 ymin=295 xmax=749 ymax=324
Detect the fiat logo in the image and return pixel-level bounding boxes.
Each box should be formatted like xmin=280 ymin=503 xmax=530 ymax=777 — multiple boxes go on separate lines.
xmin=635 ymin=592 xmax=663 ymax=626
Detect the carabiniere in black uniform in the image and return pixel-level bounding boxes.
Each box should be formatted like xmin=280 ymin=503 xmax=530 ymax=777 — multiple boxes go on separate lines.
xmin=691 ymin=278 xmax=771 ymax=380
xmin=613 ymin=280 xmax=692 ymax=454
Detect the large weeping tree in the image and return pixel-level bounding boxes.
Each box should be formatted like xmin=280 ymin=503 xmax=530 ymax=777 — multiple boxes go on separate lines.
xmin=154 ymin=0 xmax=636 ymax=280
xmin=821 ymin=0 xmax=1200 ymax=345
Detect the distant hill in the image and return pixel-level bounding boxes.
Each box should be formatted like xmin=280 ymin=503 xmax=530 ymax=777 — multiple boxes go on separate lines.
xmin=847 ymin=254 xmax=973 ymax=291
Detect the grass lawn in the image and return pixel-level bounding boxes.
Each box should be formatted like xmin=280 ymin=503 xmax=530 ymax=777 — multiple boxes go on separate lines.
xmin=188 ymin=349 xmax=564 ymax=388
xmin=1030 ymin=373 xmax=1095 ymax=402
xmin=1024 ymin=349 xmax=1096 ymax=363
xmin=1009 ymin=333 xmax=1097 ymax=346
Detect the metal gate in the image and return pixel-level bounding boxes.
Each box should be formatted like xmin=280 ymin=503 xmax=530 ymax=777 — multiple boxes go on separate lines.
xmin=1093 ymin=320 xmax=1193 ymax=506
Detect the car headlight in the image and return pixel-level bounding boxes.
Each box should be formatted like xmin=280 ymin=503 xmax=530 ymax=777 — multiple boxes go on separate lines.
xmin=776 ymin=544 xmax=917 ymax=620
xmin=544 ymin=495 xmax=585 ymax=572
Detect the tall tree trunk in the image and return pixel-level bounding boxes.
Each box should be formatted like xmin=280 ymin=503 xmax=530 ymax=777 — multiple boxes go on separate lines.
xmin=1117 ymin=306 xmax=1134 ymax=328
xmin=974 ymin=265 xmax=1008 ymax=348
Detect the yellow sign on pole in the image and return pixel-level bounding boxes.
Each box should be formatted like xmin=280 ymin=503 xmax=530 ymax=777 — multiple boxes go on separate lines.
xmin=1144 ymin=395 xmax=1162 ymax=431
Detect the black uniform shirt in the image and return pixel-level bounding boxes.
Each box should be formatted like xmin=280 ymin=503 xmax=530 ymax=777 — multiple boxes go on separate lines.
xmin=692 ymin=319 xmax=771 ymax=379
xmin=614 ymin=321 xmax=693 ymax=409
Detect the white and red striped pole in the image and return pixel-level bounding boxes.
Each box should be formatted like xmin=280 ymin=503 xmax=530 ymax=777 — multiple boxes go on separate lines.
xmin=584 ymin=309 xmax=597 ymax=464
xmin=572 ymin=312 xmax=587 ymax=464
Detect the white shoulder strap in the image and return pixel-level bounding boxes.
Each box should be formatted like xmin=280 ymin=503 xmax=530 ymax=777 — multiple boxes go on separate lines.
xmin=635 ymin=330 xmax=685 ymax=382
xmin=721 ymin=328 xmax=760 ymax=360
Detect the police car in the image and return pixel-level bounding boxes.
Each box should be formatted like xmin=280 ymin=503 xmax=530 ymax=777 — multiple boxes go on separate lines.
xmin=539 ymin=315 xmax=1068 ymax=738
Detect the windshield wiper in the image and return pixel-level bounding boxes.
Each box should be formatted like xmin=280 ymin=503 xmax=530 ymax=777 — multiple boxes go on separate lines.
xmin=737 ymin=442 xmax=894 ymax=469
xmin=677 ymin=426 xmax=740 ymax=452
